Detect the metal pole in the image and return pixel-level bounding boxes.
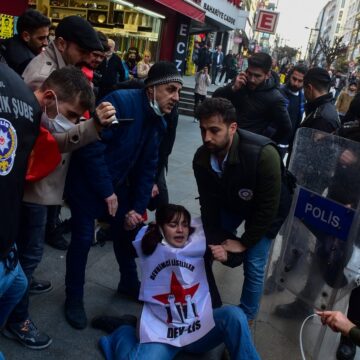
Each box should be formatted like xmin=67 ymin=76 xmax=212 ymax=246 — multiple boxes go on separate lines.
xmin=351 ymin=19 xmax=360 ymax=60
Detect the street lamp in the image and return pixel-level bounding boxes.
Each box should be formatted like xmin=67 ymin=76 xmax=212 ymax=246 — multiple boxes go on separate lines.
xmin=305 ymin=27 xmax=320 ymax=64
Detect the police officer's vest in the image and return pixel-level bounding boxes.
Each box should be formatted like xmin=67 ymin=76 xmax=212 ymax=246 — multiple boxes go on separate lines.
xmin=0 ymin=64 xmax=41 ymax=259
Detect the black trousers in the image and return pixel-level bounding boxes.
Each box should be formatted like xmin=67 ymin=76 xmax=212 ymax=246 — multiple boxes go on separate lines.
xmin=194 ymin=93 xmax=206 ymax=113
xmin=348 ymin=285 xmax=360 ymax=326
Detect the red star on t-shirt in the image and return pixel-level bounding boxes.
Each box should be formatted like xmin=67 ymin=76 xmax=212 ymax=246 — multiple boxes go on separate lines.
xmin=153 ymin=271 xmax=199 ymax=304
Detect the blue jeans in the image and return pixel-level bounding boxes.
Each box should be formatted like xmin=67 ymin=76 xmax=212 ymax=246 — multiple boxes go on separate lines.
xmin=99 ymin=306 xmax=260 ymax=360
xmin=0 ymin=258 xmax=28 ymax=328
xmin=220 ymin=210 xmax=272 ymax=320
xmin=7 ymin=202 xmax=47 ymax=323
xmin=66 ymin=186 xmax=138 ymax=301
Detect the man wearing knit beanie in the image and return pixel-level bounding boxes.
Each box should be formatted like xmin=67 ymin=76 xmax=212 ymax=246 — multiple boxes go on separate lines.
xmin=64 ymin=61 xmax=182 ymax=329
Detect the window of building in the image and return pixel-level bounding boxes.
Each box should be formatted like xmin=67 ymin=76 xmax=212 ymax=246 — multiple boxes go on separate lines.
xmin=336 ymin=23 xmax=340 ymax=33
xmin=338 ymin=10 xmax=343 ymax=21
xmin=341 ymin=0 xmax=345 ymax=7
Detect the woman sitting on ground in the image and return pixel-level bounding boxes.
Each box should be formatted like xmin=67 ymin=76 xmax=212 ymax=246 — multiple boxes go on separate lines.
xmin=92 ymin=204 xmax=260 ymax=360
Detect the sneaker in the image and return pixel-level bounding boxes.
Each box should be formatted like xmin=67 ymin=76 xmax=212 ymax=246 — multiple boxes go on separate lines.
xmin=274 ymin=299 xmax=313 ymax=319
xmin=91 ymin=315 xmax=137 ymax=334
xmin=3 ymin=319 xmax=52 ymax=350
xmin=29 ymin=278 xmax=53 ymax=295
xmin=65 ymin=298 xmax=87 ymax=329
xmin=336 ymin=335 xmax=356 ymax=360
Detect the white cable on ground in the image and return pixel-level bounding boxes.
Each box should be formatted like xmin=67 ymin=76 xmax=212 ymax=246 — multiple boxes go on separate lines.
xmin=299 ymin=313 xmax=319 ymax=360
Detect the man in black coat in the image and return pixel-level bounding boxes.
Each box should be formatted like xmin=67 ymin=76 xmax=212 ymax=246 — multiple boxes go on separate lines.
xmin=301 ymin=67 xmax=340 ymax=133
xmin=2 ymin=9 xmax=50 ymax=75
xmin=0 ymin=63 xmax=41 ymax=333
xmin=95 ymin=38 xmax=126 ymax=100
xmin=213 ymin=52 xmax=291 ymax=145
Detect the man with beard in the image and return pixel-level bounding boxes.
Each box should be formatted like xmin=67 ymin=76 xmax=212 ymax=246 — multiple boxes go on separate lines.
xmin=22 ymin=15 xmax=103 ymax=90
xmin=124 ymin=47 xmax=140 ymax=79
xmin=278 ymin=64 xmax=307 ymax=157
xmin=193 ymin=97 xmax=282 ymax=322
xmin=213 ymin=52 xmax=291 ymax=145
xmin=64 ymin=62 xmax=183 ymax=329
xmin=2 ymin=9 xmax=50 ymax=75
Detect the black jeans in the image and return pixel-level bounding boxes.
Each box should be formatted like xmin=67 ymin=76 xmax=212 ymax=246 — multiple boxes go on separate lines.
xmin=8 ymin=202 xmax=47 ymax=323
xmin=194 ymin=93 xmax=206 ymax=113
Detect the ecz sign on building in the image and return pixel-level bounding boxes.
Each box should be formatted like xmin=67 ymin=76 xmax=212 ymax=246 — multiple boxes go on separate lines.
xmin=255 ymin=9 xmax=279 ymax=34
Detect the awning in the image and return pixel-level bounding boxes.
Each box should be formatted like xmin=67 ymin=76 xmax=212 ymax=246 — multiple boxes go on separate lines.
xmin=155 ymin=0 xmax=205 ymax=23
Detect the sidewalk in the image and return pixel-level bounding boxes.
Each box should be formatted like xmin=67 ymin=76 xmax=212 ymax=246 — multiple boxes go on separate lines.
xmin=0 ymin=114 xmax=348 ymax=360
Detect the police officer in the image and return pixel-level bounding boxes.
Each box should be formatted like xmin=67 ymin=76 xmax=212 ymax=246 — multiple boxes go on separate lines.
xmin=0 ymin=64 xmax=41 ymax=334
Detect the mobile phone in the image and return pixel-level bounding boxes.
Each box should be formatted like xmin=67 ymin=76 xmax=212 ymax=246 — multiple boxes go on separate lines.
xmin=111 ymin=117 xmax=135 ymax=127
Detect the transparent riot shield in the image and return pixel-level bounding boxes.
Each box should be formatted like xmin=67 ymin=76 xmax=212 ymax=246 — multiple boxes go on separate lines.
xmin=257 ymin=128 xmax=360 ymax=360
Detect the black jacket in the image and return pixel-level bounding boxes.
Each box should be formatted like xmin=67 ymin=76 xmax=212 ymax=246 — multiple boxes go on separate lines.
xmin=343 ymin=92 xmax=360 ymax=123
xmin=0 ymin=64 xmax=41 ymax=259
xmin=193 ymin=129 xmax=283 ymax=307
xmin=96 ymin=54 xmax=126 ymax=100
xmin=301 ymin=93 xmax=340 ymax=132
xmin=213 ymin=75 xmax=292 ymax=143
xmin=3 ymin=35 xmax=36 ymax=75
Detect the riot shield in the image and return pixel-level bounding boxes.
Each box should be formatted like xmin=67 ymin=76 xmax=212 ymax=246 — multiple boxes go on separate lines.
xmin=257 ymin=128 xmax=360 ymax=360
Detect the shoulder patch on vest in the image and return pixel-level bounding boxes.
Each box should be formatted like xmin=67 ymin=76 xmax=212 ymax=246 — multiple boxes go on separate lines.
xmin=0 ymin=118 xmax=18 ymax=176
xmin=238 ymin=188 xmax=253 ymax=201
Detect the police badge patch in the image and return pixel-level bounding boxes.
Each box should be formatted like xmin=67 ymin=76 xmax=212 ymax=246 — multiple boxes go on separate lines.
xmin=0 ymin=118 xmax=17 ymax=176
xmin=238 ymin=188 xmax=253 ymax=200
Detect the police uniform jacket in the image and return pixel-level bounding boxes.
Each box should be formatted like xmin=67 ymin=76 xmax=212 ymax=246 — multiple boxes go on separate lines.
xmin=22 ymin=41 xmax=66 ymax=90
xmin=0 ymin=64 xmax=41 ymax=259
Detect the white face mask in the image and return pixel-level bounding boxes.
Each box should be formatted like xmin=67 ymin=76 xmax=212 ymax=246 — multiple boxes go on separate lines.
xmin=149 ymin=86 xmax=164 ymax=116
xmin=41 ymin=93 xmax=76 ymax=133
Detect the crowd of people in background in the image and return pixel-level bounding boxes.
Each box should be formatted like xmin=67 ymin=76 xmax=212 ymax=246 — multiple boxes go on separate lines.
xmin=1 ymin=7 xmax=360 ymax=360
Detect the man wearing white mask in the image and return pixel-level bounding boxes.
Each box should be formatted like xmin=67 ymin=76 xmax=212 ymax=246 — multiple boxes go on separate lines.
xmin=64 ymin=61 xmax=183 ymax=330
xmin=3 ymin=66 xmax=116 ymax=350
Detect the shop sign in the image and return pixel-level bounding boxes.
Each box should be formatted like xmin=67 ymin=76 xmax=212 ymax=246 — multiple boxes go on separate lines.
xmin=173 ymin=18 xmax=190 ymax=75
xmin=0 ymin=14 xmax=14 ymax=39
xmin=200 ymin=0 xmax=243 ymax=29
xmin=255 ymin=9 xmax=279 ymax=34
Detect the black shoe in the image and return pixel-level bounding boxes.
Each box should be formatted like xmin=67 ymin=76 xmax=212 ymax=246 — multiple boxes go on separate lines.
xmin=96 ymin=227 xmax=111 ymax=246
xmin=91 ymin=315 xmax=137 ymax=334
xmin=29 ymin=278 xmax=53 ymax=295
xmin=65 ymin=299 xmax=87 ymax=329
xmin=274 ymin=299 xmax=313 ymax=319
xmin=117 ymin=281 xmax=140 ymax=300
xmin=56 ymin=218 xmax=72 ymax=234
xmin=3 ymin=319 xmax=52 ymax=350
xmin=45 ymin=228 xmax=69 ymax=250
xmin=336 ymin=336 xmax=356 ymax=360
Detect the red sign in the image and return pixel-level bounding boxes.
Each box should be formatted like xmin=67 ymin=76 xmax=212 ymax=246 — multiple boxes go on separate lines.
xmin=227 ymin=0 xmax=242 ymax=8
xmin=255 ymin=9 xmax=279 ymax=34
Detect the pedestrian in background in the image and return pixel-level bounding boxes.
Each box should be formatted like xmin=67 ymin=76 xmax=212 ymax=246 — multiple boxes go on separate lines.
xmin=336 ymin=81 xmax=357 ymax=124
xmin=194 ymin=65 xmax=211 ymax=123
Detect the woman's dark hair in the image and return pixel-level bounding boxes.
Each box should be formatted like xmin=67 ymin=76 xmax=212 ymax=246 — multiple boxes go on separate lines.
xmin=141 ymin=204 xmax=194 ymax=255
